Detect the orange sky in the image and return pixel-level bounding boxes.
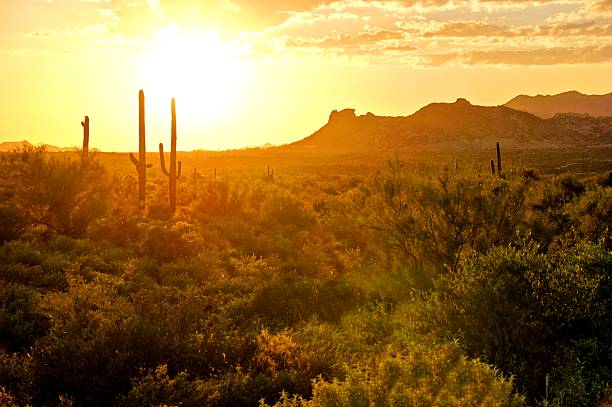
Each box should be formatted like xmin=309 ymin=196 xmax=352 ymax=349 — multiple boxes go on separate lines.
xmin=1 ymin=0 xmax=612 ymax=151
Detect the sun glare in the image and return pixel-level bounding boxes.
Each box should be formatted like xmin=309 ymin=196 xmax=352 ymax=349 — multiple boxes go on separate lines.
xmin=137 ymin=26 xmax=251 ymax=124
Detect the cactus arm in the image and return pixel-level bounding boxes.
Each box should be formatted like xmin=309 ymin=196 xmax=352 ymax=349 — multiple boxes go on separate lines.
xmin=159 ymin=143 xmax=169 ymax=176
xmin=177 ymin=161 xmax=182 ymax=179
xmin=129 ymin=153 xmax=140 ymax=168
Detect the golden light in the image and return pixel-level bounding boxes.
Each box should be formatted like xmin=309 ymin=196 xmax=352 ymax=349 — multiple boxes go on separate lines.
xmin=136 ymin=26 xmax=252 ymax=124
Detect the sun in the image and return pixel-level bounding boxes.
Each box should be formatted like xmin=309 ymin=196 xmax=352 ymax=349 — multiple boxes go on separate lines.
xmin=136 ymin=26 xmax=252 ymax=124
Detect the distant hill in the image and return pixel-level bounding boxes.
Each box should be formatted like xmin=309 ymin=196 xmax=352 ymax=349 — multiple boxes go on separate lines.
xmin=0 ymin=140 xmax=33 ymax=152
xmin=504 ymin=90 xmax=612 ymax=119
xmin=0 ymin=140 xmax=100 ymax=153
xmin=287 ymin=98 xmax=612 ymax=153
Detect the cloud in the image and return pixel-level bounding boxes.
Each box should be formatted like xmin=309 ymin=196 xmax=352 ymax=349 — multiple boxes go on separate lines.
xmin=5 ymin=0 xmax=612 ymax=68
xmin=425 ymin=44 xmax=612 ymax=66
xmin=286 ymin=29 xmax=405 ymax=48
xmin=424 ymin=21 xmax=514 ymax=37
xmin=423 ymin=20 xmax=612 ymax=37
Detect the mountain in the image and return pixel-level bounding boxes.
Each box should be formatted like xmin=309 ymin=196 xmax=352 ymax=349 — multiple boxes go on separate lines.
xmin=288 ymin=98 xmax=612 ymax=153
xmin=504 ymin=90 xmax=612 ymax=119
xmin=0 ymin=140 xmax=33 ymax=152
xmin=0 ymin=140 xmax=100 ymax=152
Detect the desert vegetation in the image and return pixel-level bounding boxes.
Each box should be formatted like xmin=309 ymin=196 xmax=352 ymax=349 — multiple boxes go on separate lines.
xmin=0 ymin=140 xmax=609 ymax=406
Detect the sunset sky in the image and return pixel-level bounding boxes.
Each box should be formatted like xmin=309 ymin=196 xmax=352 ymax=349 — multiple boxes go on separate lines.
xmin=1 ymin=0 xmax=612 ymax=151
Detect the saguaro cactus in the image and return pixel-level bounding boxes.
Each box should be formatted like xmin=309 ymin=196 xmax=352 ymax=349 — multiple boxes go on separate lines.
xmin=81 ymin=116 xmax=89 ymax=163
xmin=490 ymin=159 xmax=495 ymax=175
xmin=496 ymin=141 xmax=502 ymax=177
xmin=129 ymin=90 xmax=152 ymax=211
xmin=159 ymin=97 xmax=182 ymax=213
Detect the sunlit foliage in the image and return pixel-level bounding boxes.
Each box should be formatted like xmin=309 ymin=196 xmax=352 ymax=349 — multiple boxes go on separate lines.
xmin=0 ymin=147 xmax=609 ymax=406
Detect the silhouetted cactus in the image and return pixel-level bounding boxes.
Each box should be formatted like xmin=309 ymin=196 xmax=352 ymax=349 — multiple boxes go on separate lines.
xmin=159 ymin=98 xmax=182 ymax=213
xmin=129 ymin=90 xmax=152 ymax=211
xmin=490 ymin=159 xmax=495 ymax=175
xmin=81 ymin=116 xmax=89 ymax=164
xmin=267 ymin=164 xmax=274 ymax=180
xmin=496 ymin=141 xmax=502 ymax=177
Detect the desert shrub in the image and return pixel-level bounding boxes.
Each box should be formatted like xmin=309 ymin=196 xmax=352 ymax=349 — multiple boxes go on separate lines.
xmin=529 ymin=176 xmax=611 ymax=249
xmin=250 ymin=277 xmax=363 ymax=327
xmin=211 ymin=217 xmax=273 ymax=257
xmin=192 ymin=180 xmax=247 ymax=218
xmin=32 ymin=283 xmax=214 ymax=405
xmin=139 ymin=221 xmax=204 ymax=263
xmin=87 ymin=215 xmax=143 ymax=246
xmin=154 ymin=261 xmax=218 ymax=287
xmin=120 ymin=365 xmax=214 ymax=407
xmin=0 ymin=387 xmax=18 ymax=407
xmin=339 ymin=303 xmax=394 ymax=351
xmin=279 ymin=239 xmax=340 ymax=278
xmin=0 ymin=240 xmax=74 ymax=290
xmin=262 ymin=343 xmax=524 ymax=406
xmin=0 ymin=350 xmax=34 ymax=405
xmin=322 ymin=215 xmax=368 ymax=250
xmin=0 ymin=206 xmax=28 ymax=243
xmin=0 ymin=146 xmax=110 ymax=237
xmin=433 ymin=239 xmax=611 ymax=405
xmin=0 ymin=240 xmax=44 ymax=266
xmin=0 ymin=283 xmax=51 ymax=352
xmin=261 ymin=196 xmax=315 ymax=230
xmin=363 ymin=160 xmax=530 ymax=274
xmin=125 ymin=359 xmax=316 ymax=407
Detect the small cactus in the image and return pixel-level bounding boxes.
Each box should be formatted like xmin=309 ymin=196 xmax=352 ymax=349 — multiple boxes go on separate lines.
xmin=159 ymin=98 xmax=182 ymax=213
xmin=490 ymin=159 xmax=495 ymax=175
xmin=129 ymin=90 xmax=152 ymax=211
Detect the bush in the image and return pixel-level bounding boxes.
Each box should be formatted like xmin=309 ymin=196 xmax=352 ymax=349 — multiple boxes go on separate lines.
xmin=262 ymin=343 xmax=524 ymax=406
xmin=139 ymin=221 xmax=204 ymax=263
xmin=0 ymin=146 xmax=110 ymax=237
xmin=0 ymin=206 xmax=28 ymax=243
xmin=120 ymin=365 xmax=214 ymax=407
xmin=250 ymin=277 xmax=363 ymax=326
xmin=433 ymin=239 xmax=611 ymax=405
xmin=0 ymin=284 xmax=50 ymax=352
xmin=364 ymin=161 xmax=530 ymax=274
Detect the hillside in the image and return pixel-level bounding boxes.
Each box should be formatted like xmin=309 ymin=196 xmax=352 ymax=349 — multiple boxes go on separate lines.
xmin=288 ymin=98 xmax=612 ymax=153
xmin=504 ymin=90 xmax=612 ymax=119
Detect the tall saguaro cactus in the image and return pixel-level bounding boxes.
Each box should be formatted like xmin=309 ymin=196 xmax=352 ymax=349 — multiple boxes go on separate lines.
xmin=159 ymin=98 xmax=182 ymax=213
xmin=129 ymin=90 xmax=152 ymax=211
xmin=81 ymin=116 xmax=89 ymax=163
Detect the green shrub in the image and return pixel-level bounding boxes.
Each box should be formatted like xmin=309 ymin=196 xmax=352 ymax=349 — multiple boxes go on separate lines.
xmin=0 ymin=146 xmax=110 ymax=237
xmin=0 ymin=206 xmax=28 ymax=243
xmin=250 ymin=277 xmax=363 ymax=326
xmin=0 ymin=284 xmax=50 ymax=352
xmin=363 ymin=161 xmax=530 ymax=273
xmin=262 ymin=343 xmax=524 ymax=406
xmin=120 ymin=365 xmax=214 ymax=407
xmin=139 ymin=221 xmax=204 ymax=263
xmin=433 ymin=239 xmax=611 ymax=404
